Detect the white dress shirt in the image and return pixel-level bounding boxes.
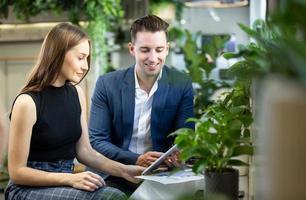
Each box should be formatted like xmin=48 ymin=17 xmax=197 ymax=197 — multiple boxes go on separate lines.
xmin=128 ymin=68 xmax=162 ymax=154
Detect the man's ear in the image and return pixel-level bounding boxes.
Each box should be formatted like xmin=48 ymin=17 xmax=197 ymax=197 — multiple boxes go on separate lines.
xmin=128 ymin=42 xmax=135 ymax=56
xmin=166 ymin=42 xmax=170 ymax=55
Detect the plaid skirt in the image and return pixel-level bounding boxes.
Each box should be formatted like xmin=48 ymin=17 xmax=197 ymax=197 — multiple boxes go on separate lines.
xmin=5 ymin=160 xmax=126 ymax=200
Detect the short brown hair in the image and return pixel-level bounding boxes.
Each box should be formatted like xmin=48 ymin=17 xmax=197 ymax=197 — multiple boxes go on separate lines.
xmin=130 ymin=15 xmax=169 ymax=43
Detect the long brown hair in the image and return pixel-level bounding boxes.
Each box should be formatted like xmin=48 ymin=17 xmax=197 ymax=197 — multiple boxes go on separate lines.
xmin=20 ymin=22 xmax=91 ymax=94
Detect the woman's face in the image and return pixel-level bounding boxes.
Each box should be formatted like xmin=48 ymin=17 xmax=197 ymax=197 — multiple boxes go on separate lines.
xmin=61 ymin=39 xmax=90 ymax=83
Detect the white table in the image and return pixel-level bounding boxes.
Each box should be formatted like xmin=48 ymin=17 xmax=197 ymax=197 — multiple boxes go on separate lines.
xmin=129 ymin=173 xmax=248 ymax=200
xmin=129 ymin=171 xmax=205 ymax=200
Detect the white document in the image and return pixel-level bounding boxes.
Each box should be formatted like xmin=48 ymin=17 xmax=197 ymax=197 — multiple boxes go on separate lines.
xmin=136 ymin=169 xmax=204 ymax=185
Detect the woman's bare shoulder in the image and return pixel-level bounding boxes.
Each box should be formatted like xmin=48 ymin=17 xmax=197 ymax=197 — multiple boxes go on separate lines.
xmin=11 ymin=94 xmax=36 ymax=119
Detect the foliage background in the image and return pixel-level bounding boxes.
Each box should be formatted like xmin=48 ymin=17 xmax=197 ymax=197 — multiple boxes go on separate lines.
xmin=0 ymin=0 xmax=124 ymax=74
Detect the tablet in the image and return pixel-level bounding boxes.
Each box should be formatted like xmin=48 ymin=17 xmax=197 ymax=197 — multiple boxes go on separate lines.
xmin=141 ymin=144 xmax=178 ymax=175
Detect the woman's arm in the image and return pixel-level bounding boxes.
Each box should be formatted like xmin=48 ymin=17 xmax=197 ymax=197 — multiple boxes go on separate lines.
xmin=75 ymin=86 xmax=143 ymax=183
xmin=9 ymin=94 xmax=70 ymax=186
xmin=8 ymin=94 xmax=103 ymax=191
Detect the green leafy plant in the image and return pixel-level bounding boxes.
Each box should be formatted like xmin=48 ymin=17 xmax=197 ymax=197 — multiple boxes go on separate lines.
xmin=170 ymin=28 xmax=253 ymax=175
xmin=84 ymin=0 xmax=123 ymax=74
xmin=173 ymin=0 xmax=306 ymax=175
xmin=180 ymin=30 xmax=231 ymax=117
xmin=173 ymin=82 xmax=253 ymax=173
xmin=223 ymin=0 xmax=306 ymax=84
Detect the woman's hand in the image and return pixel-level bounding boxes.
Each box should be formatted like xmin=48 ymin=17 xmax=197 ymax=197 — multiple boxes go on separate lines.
xmin=121 ymin=165 xmax=145 ymax=183
xmin=67 ymin=171 xmax=105 ymax=192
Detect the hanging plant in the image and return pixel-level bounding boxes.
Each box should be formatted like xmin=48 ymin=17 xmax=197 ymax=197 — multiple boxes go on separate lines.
xmin=0 ymin=0 xmax=124 ymax=74
xmin=85 ymin=0 xmax=123 ymax=74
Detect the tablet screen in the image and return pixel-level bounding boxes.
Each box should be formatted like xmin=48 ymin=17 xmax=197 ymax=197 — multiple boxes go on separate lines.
xmin=141 ymin=144 xmax=178 ymax=175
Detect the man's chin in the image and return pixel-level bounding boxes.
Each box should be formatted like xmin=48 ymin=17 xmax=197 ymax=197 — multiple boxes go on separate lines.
xmin=145 ymin=70 xmax=160 ymax=77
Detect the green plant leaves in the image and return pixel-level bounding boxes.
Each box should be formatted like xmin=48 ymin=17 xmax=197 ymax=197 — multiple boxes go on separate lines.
xmin=0 ymin=0 xmax=10 ymax=19
xmin=231 ymin=2 xmax=306 ymax=84
xmin=0 ymin=0 xmax=123 ymax=75
xmin=238 ymin=23 xmax=257 ymax=37
xmin=192 ymin=158 xmax=206 ymax=174
xmin=174 ymin=0 xmax=306 ymax=175
xmin=227 ymin=159 xmax=249 ymax=166
xmin=232 ymin=145 xmax=254 ymax=157
xmin=179 ymin=30 xmax=231 ymax=117
xmin=173 ymin=73 xmax=253 ymax=172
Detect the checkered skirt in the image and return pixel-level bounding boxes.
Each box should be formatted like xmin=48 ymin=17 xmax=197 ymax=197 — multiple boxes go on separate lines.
xmin=5 ymin=160 xmax=126 ymax=200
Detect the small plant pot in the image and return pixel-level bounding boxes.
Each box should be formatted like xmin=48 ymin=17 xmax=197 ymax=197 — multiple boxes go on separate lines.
xmin=204 ymin=168 xmax=239 ymax=200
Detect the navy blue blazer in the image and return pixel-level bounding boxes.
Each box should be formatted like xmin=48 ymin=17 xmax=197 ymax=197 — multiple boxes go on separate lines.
xmin=89 ymin=65 xmax=194 ymax=165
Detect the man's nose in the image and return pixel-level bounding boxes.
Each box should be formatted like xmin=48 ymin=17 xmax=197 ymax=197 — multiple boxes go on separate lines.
xmin=148 ymin=51 xmax=158 ymax=61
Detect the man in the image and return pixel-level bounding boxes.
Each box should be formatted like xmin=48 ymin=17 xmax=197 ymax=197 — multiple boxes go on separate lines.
xmin=89 ymin=15 xmax=194 ymax=194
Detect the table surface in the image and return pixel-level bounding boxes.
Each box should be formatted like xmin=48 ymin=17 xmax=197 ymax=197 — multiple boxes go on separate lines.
xmin=130 ymin=178 xmax=205 ymax=200
xmin=129 ymin=174 xmax=248 ymax=200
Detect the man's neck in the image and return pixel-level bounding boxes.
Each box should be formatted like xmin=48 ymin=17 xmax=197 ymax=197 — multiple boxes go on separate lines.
xmin=136 ymin=72 xmax=158 ymax=94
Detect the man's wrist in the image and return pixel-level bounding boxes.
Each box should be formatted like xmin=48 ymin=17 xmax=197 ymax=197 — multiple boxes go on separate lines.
xmin=135 ymin=154 xmax=141 ymax=165
xmin=135 ymin=155 xmax=141 ymax=165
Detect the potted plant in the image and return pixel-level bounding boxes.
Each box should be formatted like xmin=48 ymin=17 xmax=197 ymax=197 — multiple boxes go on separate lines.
xmin=222 ymin=1 xmax=306 ymax=198
xmin=172 ymin=81 xmax=253 ymax=199
xmin=173 ymin=0 xmax=306 ymax=198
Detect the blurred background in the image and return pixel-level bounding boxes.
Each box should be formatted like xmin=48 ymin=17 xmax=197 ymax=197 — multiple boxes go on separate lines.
xmin=0 ymin=0 xmax=260 ymax=113
xmin=2 ymin=0 xmax=306 ymax=199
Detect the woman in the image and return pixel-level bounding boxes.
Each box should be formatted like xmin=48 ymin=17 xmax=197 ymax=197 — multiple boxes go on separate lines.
xmin=5 ymin=23 xmax=143 ymax=200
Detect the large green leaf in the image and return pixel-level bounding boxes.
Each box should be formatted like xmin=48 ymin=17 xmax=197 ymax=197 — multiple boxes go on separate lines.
xmin=227 ymin=159 xmax=249 ymax=166
xmin=238 ymin=23 xmax=257 ymax=37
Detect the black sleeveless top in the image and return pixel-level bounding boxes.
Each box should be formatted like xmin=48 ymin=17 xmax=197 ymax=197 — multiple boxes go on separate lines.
xmin=26 ymin=83 xmax=82 ymax=162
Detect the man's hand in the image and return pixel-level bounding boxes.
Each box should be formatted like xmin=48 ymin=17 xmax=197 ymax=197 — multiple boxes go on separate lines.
xmin=136 ymin=151 xmax=163 ymax=167
xmin=163 ymin=150 xmax=182 ymax=168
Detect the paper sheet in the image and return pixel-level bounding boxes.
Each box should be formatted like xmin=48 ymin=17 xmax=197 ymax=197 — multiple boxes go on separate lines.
xmin=136 ymin=169 xmax=204 ymax=185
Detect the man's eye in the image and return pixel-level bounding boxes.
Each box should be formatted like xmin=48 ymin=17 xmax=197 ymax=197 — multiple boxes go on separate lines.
xmin=156 ymin=48 xmax=164 ymax=52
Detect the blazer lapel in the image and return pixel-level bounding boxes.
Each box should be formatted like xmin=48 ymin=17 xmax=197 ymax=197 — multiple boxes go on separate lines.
xmin=121 ymin=67 xmax=135 ymax=148
xmin=152 ymin=67 xmax=170 ymax=121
